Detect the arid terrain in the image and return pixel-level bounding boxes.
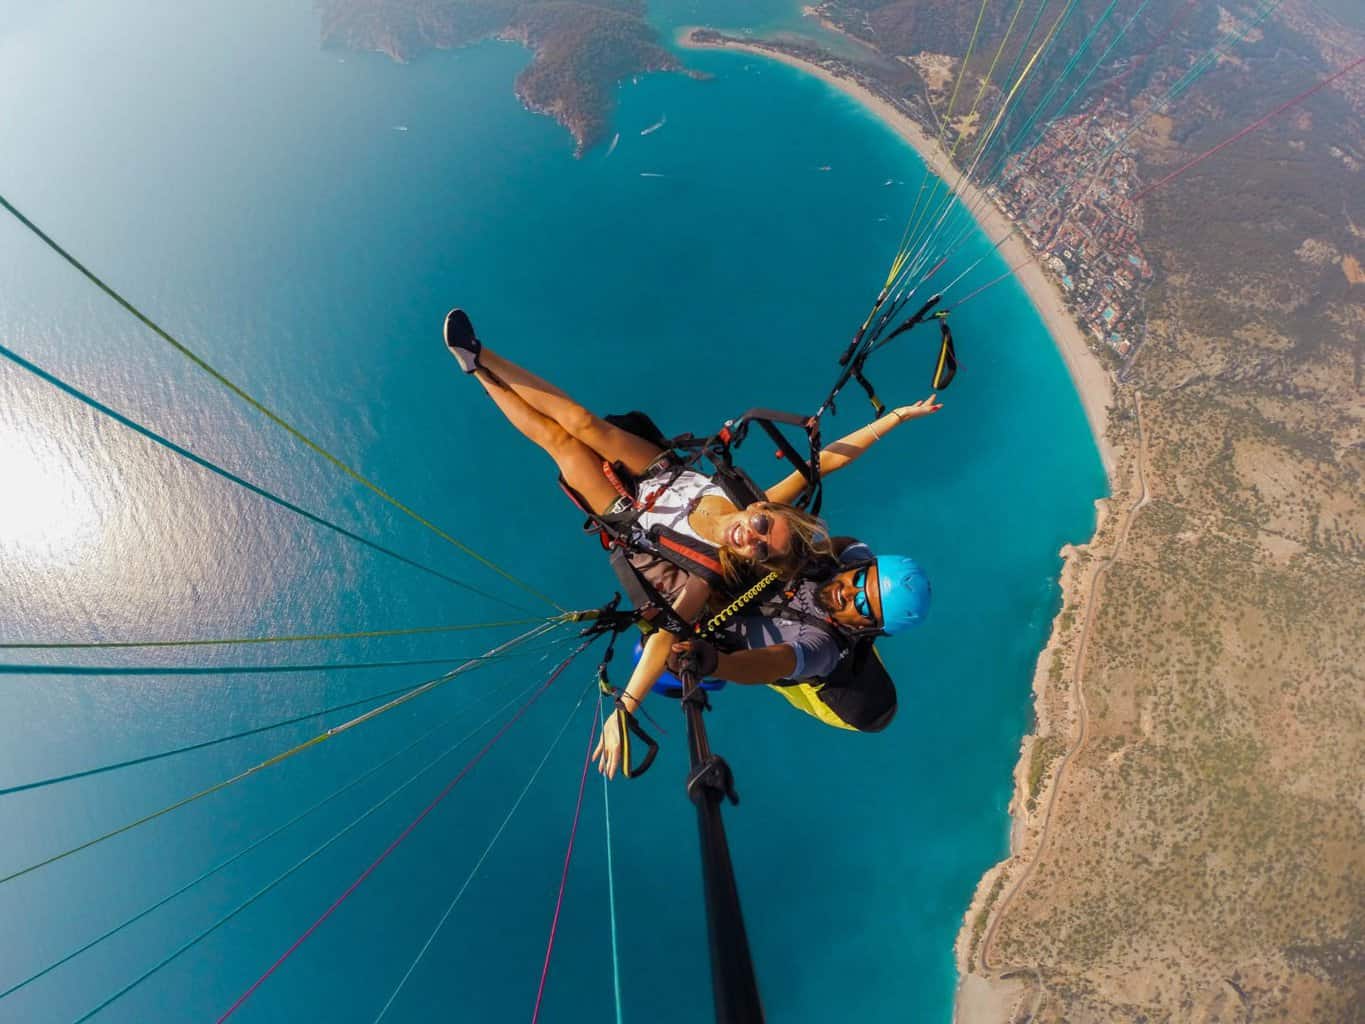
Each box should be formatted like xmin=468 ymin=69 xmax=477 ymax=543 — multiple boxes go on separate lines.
xmin=788 ymin=1 xmax=1365 ymax=1020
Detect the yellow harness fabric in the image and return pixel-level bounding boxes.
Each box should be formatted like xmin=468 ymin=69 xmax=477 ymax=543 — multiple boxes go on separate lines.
xmin=766 ymin=681 xmax=858 ymax=732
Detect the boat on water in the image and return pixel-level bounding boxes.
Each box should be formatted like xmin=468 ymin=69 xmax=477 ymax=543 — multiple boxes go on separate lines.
xmin=641 ymin=114 xmax=666 ymax=136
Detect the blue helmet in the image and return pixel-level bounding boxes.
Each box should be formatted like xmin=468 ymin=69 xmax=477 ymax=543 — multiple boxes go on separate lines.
xmin=876 ymin=555 xmax=931 ymax=635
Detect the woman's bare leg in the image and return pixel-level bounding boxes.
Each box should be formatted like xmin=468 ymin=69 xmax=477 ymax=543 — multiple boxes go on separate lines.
xmin=469 ymin=367 xmax=621 ymax=513
xmin=478 ymin=346 xmax=662 ymax=476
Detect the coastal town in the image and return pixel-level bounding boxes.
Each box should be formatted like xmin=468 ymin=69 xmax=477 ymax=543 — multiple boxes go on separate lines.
xmin=688 ymin=27 xmax=1153 ymax=362
xmin=990 ymin=104 xmax=1154 ymax=358
xmin=694 ymin=10 xmax=1365 ymax=1024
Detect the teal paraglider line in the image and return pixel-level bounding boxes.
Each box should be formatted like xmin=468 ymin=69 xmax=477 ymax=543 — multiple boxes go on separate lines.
xmin=0 ymin=633 xmax=575 ymax=678
xmin=372 ymin=675 xmax=597 ymax=1023
xmin=0 ymin=630 xmax=575 ymax=799
xmin=214 ymin=640 xmax=592 ymax=1022
xmin=0 ymin=666 xmax=532 ymax=1002
xmin=0 ymin=342 xmax=531 ymax=613
xmin=0 ymin=192 xmax=564 ymax=612
xmin=1040 ymin=0 xmax=1159 ymax=140
xmin=0 ymin=654 xmax=523 ymax=677
xmin=531 ymin=698 xmax=599 ymax=1023
xmin=64 ymin=666 xmax=564 ymax=1024
xmin=0 ymin=622 xmax=559 ymax=887
xmin=600 ymin=691 xmax=627 ymax=1024
xmin=0 ymin=617 xmax=557 ymax=650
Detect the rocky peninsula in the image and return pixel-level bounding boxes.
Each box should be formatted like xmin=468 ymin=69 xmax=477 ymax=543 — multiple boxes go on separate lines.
xmin=317 ymin=0 xmax=695 ymax=155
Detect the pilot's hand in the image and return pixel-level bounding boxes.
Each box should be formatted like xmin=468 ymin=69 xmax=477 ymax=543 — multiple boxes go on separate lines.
xmin=667 ymin=639 xmax=719 ymax=679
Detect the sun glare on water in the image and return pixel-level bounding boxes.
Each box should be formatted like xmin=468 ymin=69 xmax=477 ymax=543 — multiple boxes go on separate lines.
xmin=0 ymin=420 xmax=108 ymax=568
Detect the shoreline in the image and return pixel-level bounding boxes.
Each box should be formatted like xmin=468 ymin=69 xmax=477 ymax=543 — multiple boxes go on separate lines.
xmin=677 ymin=27 xmax=1117 ymax=480
xmin=678 ymin=25 xmax=1122 ymax=1024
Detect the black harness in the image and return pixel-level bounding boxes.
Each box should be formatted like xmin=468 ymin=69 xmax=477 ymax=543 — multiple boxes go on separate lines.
xmin=559 ymin=409 xmax=819 ymax=643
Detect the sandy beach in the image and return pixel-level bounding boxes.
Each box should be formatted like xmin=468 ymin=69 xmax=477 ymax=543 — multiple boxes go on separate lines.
xmin=679 ymin=28 xmax=1117 ymax=479
xmin=680 ymin=28 xmax=1120 ymax=1024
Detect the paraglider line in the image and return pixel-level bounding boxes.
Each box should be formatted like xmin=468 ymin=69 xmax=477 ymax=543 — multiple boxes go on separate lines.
xmin=0 ymin=194 xmax=563 ymax=611
xmin=371 ymin=676 xmax=597 ymax=1023
xmin=1132 ymin=55 xmax=1365 ymax=202
xmin=0 ymin=622 xmax=557 ymax=887
xmin=0 ymin=342 xmax=530 ymax=613
xmin=0 ymin=630 xmax=574 ymax=799
xmin=0 ymin=667 xmax=529 ymax=1002
xmin=62 ymin=671 xmax=552 ymax=1024
xmin=600 ymin=693 xmax=626 ymax=1024
xmin=0 ymin=616 xmax=557 ymax=650
xmin=530 ymin=699 xmax=599 ymax=1024
xmin=214 ymin=640 xmax=591 ymax=1023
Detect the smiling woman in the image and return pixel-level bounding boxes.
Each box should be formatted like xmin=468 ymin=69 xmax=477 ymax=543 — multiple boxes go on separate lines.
xmin=0 ymin=416 xmax=109 ymax=569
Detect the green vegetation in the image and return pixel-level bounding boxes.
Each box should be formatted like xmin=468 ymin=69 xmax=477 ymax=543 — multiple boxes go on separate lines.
xmin=808 ymin=3 xmax=1365 ymax=1020
xmin=317 ymin=0 xmax=681 ymax=152
xmin=1027 ymin=734 xmax=1065 ymax=810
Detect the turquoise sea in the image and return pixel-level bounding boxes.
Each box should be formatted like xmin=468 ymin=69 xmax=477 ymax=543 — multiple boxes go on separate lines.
xmin=0 ymin=1 xmax=1105 ymax=1021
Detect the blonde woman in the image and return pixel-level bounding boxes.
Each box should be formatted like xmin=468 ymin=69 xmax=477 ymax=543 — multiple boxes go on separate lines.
xmin=442 ymin=309 xmax=940 ymax=776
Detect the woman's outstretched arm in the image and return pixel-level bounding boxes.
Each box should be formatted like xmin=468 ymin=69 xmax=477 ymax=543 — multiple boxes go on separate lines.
xmin=764 ymin=394 xmax=943 ymax=505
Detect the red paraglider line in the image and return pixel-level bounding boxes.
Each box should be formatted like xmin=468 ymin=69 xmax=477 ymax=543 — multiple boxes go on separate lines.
xmin=215 ymin=643 xmax=589 ymax=1023
xmin=1133 ymin=56 xmax=1365 ymax=202
xmin=530 ymin=702 xmax=599 ymax=1023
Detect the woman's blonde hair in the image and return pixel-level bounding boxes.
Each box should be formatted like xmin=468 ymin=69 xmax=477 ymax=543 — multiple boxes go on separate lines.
xmin=719 ymin=501 xmax=834 ymax=584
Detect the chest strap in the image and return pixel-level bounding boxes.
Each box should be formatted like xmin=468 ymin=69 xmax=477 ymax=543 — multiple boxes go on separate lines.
xmin=647 ymin=524 xmax=727 ymax=589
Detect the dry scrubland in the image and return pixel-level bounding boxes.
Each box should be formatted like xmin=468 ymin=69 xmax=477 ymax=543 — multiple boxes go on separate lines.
xmin=969 ymin=360 xmax=1365 ymax=1022
xmin=955 ymin=15 xmax=1365 ymax=1016
xmin=783 ymin=1 xmax=1365 ymax=1020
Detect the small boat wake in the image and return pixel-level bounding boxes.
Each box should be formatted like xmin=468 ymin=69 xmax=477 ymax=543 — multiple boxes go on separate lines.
xmin=639 ymin=172 xmax=666 ymax=178
xmin=641 ymin=114 xmax=666 ymax=136
xmin=605 ymin=132 xmax=620 ymax=158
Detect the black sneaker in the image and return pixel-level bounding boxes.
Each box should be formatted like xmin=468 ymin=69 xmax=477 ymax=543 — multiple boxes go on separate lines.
xmin=443 ymin=308 xmax=482 ymax=373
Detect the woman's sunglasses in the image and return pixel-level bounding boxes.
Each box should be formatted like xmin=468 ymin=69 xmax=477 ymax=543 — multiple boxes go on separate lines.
xmin=749 ymin=513 xmax=773 ymax=563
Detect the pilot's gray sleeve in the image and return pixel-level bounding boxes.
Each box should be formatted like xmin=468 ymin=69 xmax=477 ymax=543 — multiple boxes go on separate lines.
xmin=792 ymin=627 xmax=843 ymax=680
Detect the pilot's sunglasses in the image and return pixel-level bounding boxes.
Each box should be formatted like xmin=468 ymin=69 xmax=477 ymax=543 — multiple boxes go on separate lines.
xmin=852 ymin=567 xmax=873 ymax=618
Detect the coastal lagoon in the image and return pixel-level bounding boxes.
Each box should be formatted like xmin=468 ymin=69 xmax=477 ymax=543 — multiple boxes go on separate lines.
xmin=0 ymin=1 xmax=1104 ymax=1021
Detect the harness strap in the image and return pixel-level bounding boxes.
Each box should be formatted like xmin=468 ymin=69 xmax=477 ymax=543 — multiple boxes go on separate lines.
xmin=612 ymin=701 xmax=659 ymax=779
xmin=649 ymin=525 xmax=727 ymax=588
xmin=601 ymin=461 xmax=638 ymax=509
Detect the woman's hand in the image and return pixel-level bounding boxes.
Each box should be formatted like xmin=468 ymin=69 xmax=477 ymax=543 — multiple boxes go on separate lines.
xmin=891 ymin=394 xmax=943 ymax=421
xmin=593 ymin=709 xmax=623 ymax=779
